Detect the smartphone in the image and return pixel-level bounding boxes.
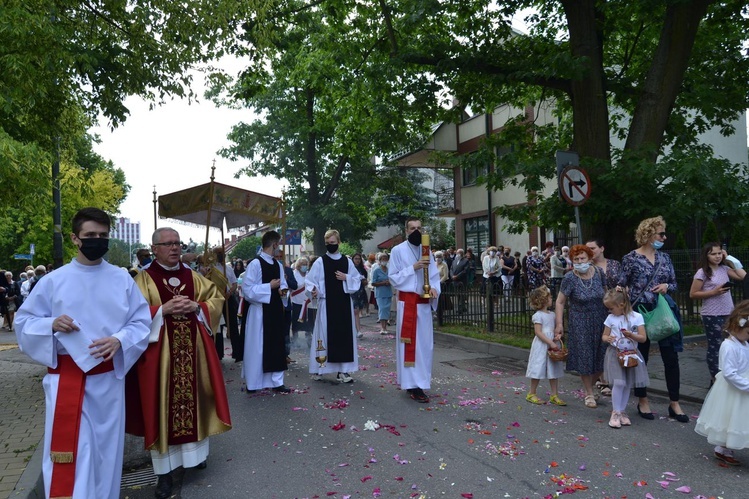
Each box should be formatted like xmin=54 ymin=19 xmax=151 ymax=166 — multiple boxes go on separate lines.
xmin=721 ymin=281 xmax=734 ymax=289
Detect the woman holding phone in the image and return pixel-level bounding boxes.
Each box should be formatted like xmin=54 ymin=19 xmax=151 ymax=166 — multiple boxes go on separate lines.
xmin=689 ymin=243 xmax=746 ymax=385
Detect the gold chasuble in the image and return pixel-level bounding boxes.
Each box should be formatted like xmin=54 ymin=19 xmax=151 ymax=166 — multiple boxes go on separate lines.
xmin=126 ymin=265 xmax=232 ymax=453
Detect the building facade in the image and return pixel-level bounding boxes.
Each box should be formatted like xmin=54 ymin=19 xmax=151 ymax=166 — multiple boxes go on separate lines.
xmin=110 ymin=217 xmax=142 ymax=245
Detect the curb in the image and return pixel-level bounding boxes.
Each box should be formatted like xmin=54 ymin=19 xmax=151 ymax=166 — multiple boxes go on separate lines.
xmin=434 ymin=330 xmax=707 ymax=404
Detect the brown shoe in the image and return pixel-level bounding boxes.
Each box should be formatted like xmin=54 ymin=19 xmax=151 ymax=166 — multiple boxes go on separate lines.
xmin=715 ymin=452 xmax=741 ymax=466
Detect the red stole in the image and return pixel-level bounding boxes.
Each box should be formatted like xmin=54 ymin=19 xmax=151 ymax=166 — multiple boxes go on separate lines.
xmin=48 ymin=355 xmax=114 ymax=499
xmin=398 ymin=292 xmax=429 ymax=367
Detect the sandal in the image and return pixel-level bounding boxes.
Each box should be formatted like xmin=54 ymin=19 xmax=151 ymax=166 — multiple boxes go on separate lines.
xmin=584 ymin=395 xmax=597 ymax=408
xmin=549 ymin=395 xmax=567 ymax=406
xmin=526 ymin=393 xmax=544 ymax=405
xmin=619 ymin=413 xmax=631 ymax=426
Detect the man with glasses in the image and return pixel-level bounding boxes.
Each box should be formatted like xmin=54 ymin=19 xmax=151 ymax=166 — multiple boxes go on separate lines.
xmin=127 ymin=227 xmax=232 ymax=499
xmin=15 ymin=207 xmax=152 ymax=499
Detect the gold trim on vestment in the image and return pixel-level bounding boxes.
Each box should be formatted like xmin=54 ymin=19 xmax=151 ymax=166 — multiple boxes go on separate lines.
xmin=49 ymin=451 xmax=74 ymax=464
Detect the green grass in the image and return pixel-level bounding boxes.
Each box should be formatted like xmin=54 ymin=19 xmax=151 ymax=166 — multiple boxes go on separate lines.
xmin=438 ymin=323 xmax=533 ymax=349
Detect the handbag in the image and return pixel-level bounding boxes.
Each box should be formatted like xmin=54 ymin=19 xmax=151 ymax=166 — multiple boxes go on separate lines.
xmin=638 ymin=294 xmax=680 ymax=342
xmin=547 ymin=339 xmax=568 ymax=362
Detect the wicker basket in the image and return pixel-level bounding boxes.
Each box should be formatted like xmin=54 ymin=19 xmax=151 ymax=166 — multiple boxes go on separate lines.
xmin=547 ymin=340 xmax=568 ymax=362
xmin=617 ymin=350 xmax=639 ymax=368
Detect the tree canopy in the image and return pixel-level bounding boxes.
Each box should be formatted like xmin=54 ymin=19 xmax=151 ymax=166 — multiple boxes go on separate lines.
xmin=213 ymin=0 xmax=749 ymax=255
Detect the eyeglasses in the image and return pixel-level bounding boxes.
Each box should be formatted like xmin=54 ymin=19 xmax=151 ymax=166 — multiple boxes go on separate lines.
xmin=153 ymin=241 xmax=182 ymax=248
xmin=656 ymin=232 xmax=667 ymax=237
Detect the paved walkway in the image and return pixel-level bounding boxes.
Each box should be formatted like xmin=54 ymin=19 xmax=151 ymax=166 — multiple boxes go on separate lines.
xmin=0 ymin=331 xmax=46 ymax=499
xmin=0 ymin=318 xmax=713 ymax=499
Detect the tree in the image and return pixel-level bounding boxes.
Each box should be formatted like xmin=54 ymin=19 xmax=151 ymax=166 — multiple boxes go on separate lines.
xmin=230 ymin=236 xmax=262 ymax=261
xmin=229 ymin=1 xmax=749 ymax=257
xmin=374 ymin=0 xmax=749 ymax=255
xmin=211 ymin=2 xmax=440 ymax=255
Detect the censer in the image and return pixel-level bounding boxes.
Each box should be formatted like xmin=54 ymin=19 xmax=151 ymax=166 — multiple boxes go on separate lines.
xmin=315 ymin=339 xmax=327 ymax=368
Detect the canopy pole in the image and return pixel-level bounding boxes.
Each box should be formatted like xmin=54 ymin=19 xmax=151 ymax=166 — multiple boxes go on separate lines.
xmin=152 ymin=185 xmax=158 ymax=231
xmin=204 ymin=160 xmax=216 ymax=251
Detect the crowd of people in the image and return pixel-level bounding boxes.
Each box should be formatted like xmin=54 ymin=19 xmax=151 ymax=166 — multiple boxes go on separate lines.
xmin=7 ymin=209 xmax=749 ymax=499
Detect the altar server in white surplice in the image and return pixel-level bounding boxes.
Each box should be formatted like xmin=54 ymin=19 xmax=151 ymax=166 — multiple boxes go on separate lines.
xmin=242 ymin=230 xmax=291 ymax=392
xmin=305 ymin=229 xmax=362 ymax=383
xmin=14 ymin=207 xmax=151 ymax=499
xmin=388 ymin=217 xmax=440 ymax=403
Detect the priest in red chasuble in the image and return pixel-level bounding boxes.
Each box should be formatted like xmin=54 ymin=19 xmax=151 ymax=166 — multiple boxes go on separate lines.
xmin=126 ymin=227 xmax=231 ymax=499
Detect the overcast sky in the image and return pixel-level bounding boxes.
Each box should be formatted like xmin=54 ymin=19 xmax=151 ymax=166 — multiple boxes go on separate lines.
xmin=90 ymin=83 xmax=286 ymax=246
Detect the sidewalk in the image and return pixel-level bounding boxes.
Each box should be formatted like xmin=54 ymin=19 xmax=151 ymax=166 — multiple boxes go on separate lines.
xmin=0 ymin=316 xmax=712 ymax=499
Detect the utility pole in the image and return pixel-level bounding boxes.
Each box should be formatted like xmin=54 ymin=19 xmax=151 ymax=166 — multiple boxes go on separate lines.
xmin=52 ymin=137 xmax=63 ymax=269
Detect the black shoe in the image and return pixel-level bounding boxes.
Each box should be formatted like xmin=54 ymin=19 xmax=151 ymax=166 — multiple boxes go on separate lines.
xmin=195 ymin=459 xmax=207 ymax=469
xmin=272 ymin=385 xmax=291 ymax=393
xmin=668 ymin=406 xmax=689 ymax=423
xmin=155 ymin=473 xmax=172 ymax=499
xmin=637 ymin=404 xmax=654 ymax=420
xmin=408 ymin=388 xmax=429 ymax=403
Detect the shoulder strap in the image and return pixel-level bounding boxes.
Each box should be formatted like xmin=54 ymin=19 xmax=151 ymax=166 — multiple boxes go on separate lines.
xmin=631 ymin=254 xmax=661 ymax=305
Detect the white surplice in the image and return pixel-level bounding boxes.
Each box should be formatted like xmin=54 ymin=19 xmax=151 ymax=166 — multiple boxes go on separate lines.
xmin=305 ymin=252 xmax=362 ymax=375
xmin=14 ymin=258 xmax=151 ymax=499
xmin=388 ymin=241 xmax=441 ymax=390
xmin=241 ymin=252 xmax=288 ymax=390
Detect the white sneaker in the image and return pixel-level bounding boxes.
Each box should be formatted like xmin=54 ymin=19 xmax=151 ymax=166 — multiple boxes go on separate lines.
xmin=357 ymin=331 xmax=364 ymax=339
xmin=311 ymin=374 xmax=322 ymax=381
xmin=337 ymin=372 xmax=353 ymax=383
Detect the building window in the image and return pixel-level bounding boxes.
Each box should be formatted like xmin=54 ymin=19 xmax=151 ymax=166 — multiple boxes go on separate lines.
xmin=461 ymin=153 xmax=488 ymax=187
xmin=464 ymin=216 xmax=489 ymax=253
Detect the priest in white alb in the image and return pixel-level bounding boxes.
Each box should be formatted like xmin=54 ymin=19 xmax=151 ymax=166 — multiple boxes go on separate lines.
xmin=14 ymin=207 xmax=152 ymax=499
xmin=388 ymin=217 xmax=440 ymax=403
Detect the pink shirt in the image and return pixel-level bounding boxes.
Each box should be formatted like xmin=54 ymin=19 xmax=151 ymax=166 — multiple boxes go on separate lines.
xmin=694 ymin=265 xmax=734 ymax=316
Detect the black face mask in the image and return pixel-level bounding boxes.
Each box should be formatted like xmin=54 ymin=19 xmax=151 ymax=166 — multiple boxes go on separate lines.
xmin=326 ymin=243 xmax=339 ymax=254
xmin=79 ymin=238 xmax=109 ymax=261
xmin=407 ymin=229 xmax=422 ymax=246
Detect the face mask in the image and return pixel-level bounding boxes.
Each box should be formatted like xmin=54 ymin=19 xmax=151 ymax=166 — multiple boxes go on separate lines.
xmin=652 ymin=240 xmax=664 ymax=250
xmin=380 ymin=262 xmax=388 ymax=267
xmin=532 ymin=251 xmax=539 ymax=256
xmin=505 ymin=252 xmax=510 ymax=256
xmin=489 ymin=251 xmax=496 ymax=256
xmin=574 ymin=262 xmax=591 ymax=273
xmin=140 ymin=256 xmax=152 ymax=266
xmin=326 ymin=243 xmax=339 ymax=254
xmin=189 ymin=262 xmax=198 ymax=271
xmin=79 ymin=237 xmax=109 ymax=261
xmin=20 ymin=277 xmax=27 ymax=282
xmin=407 ymin=229 xmax=422 ymax=246
xmin=436 ymin=258 xmax=443 ymax=263
xmin=300 ymin=265 xmax=308 ymax=273
xmin=455 ymin=255 xmax=462 ymax=261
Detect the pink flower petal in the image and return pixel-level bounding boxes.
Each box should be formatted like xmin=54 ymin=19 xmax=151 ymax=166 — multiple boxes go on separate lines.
xmin=674 ymin=486 xmax=691 ymax=493
xmin=361 ymin=475 xmax=373 ymax=482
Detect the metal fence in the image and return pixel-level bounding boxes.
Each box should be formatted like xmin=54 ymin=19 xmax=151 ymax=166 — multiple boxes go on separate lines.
xmin=438 ymin=248 xmax=749 ymax=334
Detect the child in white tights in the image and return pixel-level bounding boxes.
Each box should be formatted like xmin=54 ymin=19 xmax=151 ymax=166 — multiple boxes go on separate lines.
xmin=601 ymin=288 xmax=649 ymax=428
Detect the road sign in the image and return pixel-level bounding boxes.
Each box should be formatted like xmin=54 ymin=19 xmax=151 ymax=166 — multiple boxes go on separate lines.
xmin=14 ymin=254 xmax=32 ymax=260
xmin=29 ymin=243 xmax=35 ymax=255
xmin=559 ymin=165 xmax=591 ymax=206
xmin=284 ymin=229 xmax=302 ymax=245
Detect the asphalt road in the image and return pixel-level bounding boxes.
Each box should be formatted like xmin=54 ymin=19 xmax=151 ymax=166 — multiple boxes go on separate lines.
xmin=119 ymin=321 xmax=748 ymax=499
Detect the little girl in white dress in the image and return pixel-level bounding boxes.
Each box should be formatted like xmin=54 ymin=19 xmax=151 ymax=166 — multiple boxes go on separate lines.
xmin=695 ymin=300 xmax=749 ymax=466
xmin=525 ymin=286 xmax=565 ymax=405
